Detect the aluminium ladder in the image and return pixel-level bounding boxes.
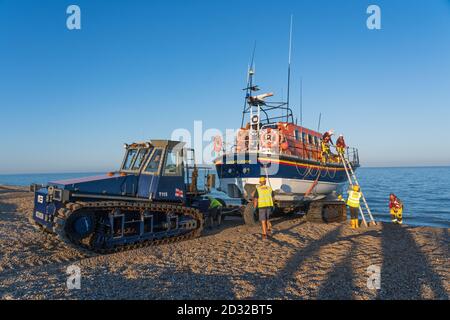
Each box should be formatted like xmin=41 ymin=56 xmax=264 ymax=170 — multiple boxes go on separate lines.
xmin=339 ymin=153 xmax=376 ymax=227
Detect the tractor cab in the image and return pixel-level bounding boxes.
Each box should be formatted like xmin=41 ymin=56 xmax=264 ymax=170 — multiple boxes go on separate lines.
xmin=120 ymin=140 xmax=187 ymax=201
xmin=30 ymin=139 xmax=213 ymax=240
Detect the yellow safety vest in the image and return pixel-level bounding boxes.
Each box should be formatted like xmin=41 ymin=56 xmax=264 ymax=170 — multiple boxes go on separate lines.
xmin=347 ymin=191 xmax=361 ymax=208
xmin=208 ymin=197 xmax=223 ymax=209
xmin=256 ymin=185 xmax=274 ymax=208
xmin=321 ymin=141 xmax=330 ymax=153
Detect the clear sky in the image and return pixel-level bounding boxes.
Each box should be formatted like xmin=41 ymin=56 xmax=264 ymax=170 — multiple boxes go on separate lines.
xmin=1 ymin=0 xmax=450 ymax=173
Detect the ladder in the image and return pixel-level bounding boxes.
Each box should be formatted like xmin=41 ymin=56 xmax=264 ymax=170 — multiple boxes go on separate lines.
xmin=339 ymin=153 xmax=376 ymax=227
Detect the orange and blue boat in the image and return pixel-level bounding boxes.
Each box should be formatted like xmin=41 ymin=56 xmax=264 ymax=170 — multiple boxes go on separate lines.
xmin=214 ymin=68 xmax=360 ymax=201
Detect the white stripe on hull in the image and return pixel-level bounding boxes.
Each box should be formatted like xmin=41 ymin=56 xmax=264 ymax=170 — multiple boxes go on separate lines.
xmin=219 ymin=177 xmax=342 ymax=198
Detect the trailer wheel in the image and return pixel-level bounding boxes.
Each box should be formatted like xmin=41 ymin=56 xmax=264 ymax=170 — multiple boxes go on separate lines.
xmin=243 ymin=202 xmax=258 ymax=226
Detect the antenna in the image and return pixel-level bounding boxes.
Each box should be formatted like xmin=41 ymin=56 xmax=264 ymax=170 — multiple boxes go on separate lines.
xmin=241 ymin=42 xmax=257 ymax=128
xmin=317 ymin=112 xmax=322 ymax=132
xmin=300 ymin=77 xmax=303 ymax=127
xmin=286 ymin=14 xmax=293 ymax=122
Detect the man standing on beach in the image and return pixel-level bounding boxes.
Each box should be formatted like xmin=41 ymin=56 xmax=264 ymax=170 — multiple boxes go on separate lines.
xmin=347 ymin=185 xmax=362 ymax=229
xmin=253 ymin=176 xmax=274 ymax=239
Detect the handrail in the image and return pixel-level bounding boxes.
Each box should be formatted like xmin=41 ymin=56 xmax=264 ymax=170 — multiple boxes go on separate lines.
xmin=232 ymin=128 xmax=360 ymax=166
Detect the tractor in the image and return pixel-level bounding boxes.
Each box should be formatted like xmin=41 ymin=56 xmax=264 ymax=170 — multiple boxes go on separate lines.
xmin=30 ymin=140 xmax=215 ymax=253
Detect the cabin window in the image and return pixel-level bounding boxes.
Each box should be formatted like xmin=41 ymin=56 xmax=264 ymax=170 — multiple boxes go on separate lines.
xmin=314 ymin=136 xmax=319 ymax=146
xmin=145 ymin=149 xmax=163 ymax=173
xmin=294 ymin=130 xmax=300 ymax=141
xmin=131 ymin=148 xmax=151 ymax=171
xmin=122 ymin=149 xmax=138 ymax=171
xmin=302 ymin=132 xmax=307 ymax=143
xmin=163 ymin=150 xmax=182 ymax=176
xmin=308 ymin=135 xmax=314 ymax=145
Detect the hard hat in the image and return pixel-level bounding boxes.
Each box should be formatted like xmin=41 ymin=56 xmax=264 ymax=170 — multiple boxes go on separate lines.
xmin=328 ymin=129 xmax=335 ymax=135
xmin=352 ymin=185 xmax=360 ymax=192
xmin=259 ymin=176 xmax=266 ymax=183
xmin=339 ymin=134 xmax=343 ymax=137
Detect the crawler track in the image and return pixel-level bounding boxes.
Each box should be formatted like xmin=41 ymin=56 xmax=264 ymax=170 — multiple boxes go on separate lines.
xmin=54 ymin=201 xmax=204 ymax=254
xmin=306 ymin=200 xmax=347 ymax=223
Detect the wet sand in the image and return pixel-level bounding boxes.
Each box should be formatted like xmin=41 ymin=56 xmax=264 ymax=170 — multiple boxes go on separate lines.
xmin=0 ymin=185 xmax=448 ymax=300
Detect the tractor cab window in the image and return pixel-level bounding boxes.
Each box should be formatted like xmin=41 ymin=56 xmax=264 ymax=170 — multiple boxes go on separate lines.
xmin=122 ymin=149 xmax=138 ymax=171
xmin=145 ymin=149 xmax=163 ymax=173
xmin=163 ymin=149 xmax=182 ymax=176
xmin=131 ymin=148 xmax=151 ymax=171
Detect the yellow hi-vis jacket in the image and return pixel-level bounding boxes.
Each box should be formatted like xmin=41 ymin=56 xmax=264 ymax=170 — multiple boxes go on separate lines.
xmin=321 ymin=141 xmax=330 ymax=153
xmin=256 ymin=185 xmax=274 ymax=208
xmin=208 ymin=197 xmax=223 ymax=209
xmin=347 ymin=191 xmax=361 ymax=208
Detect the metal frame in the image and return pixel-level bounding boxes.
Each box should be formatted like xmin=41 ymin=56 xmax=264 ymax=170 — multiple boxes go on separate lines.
xmin=111 ymin=211 xmax=125 ymax=239
xmin=142 ymin=212 xmax=154 ymax=235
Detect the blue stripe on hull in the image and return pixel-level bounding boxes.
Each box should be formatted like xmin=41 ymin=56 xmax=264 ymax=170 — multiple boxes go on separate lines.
xmin=215 ymin=158 xmax=349 ymax=184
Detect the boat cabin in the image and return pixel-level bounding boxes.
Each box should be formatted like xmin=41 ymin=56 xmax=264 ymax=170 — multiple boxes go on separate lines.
xmin=236 ymin=122 xmax=326 ymax=163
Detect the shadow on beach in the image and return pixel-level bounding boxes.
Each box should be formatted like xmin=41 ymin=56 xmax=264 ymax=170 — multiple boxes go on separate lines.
xmin=378 ymin=223 xmax=449 ymax=299
xmin=248 ymin=225 xmax=344 ymax=299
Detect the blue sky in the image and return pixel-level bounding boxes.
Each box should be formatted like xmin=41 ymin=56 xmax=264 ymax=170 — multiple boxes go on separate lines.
xmin=1 ymin=0 xmax=450 ymax=173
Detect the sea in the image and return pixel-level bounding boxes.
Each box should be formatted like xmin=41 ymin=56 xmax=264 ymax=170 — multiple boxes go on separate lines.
xmin=1 ymin=167 xmax=449 ymax=228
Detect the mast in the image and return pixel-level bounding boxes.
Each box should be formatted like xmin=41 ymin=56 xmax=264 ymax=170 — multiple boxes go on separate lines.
xmin=286 ymin=14 xmax=293 ymax=122
xmin=241 ymin=43 xmax=256 ymax=128
xmin=317 ymin=113 xmax=322 ymax=132
xmin=300 ymin=77 xmax=303 ymax=127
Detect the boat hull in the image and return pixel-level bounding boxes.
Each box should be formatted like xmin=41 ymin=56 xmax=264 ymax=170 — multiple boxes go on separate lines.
xmin=214 ymin=152 xmax=356 ymax=199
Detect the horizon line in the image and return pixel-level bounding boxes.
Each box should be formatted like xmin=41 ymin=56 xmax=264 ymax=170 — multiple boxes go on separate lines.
xmin=1 ymin=164 xmax=450 ymax=176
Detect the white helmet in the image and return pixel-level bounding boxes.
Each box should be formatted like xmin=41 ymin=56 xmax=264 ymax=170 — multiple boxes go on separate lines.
xmin=328 ymin=129 xmax=335 ymax=135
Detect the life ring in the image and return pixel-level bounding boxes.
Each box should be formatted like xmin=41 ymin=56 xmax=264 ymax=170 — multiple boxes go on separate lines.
xmin=259 ymin=128 xmax=279 ymax=149
xmin=213 ymin=135 xmax=223 ymax=152
xmin=236 ymin=129 xmax=249 ymax=152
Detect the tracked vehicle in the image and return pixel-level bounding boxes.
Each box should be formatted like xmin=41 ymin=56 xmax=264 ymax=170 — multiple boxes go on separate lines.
xmin=31 ymin=140 xmax=214 ymax=253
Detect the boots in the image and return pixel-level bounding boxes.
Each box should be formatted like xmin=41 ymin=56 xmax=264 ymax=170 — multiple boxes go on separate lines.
xmin=350 ymin=219 xmax=359 ymax=229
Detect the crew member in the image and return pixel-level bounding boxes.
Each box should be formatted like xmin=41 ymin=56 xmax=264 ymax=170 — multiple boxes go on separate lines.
xmin=336 ymin=134 xmax=347 ymax=156
xmin=321 ymin=130 xmax=334 ymax=163
xmin=322 ymin=130 xmax=335 ymax=145
xmin=347 ymin=185 xmax=362 ymax=229
xmin=253 ymin=176 xmax=274 ymax=239
xmin=389 ymin=193 xmax=404 ymax=224
xmin=207 ymin=196 xmax=223 ymax=229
